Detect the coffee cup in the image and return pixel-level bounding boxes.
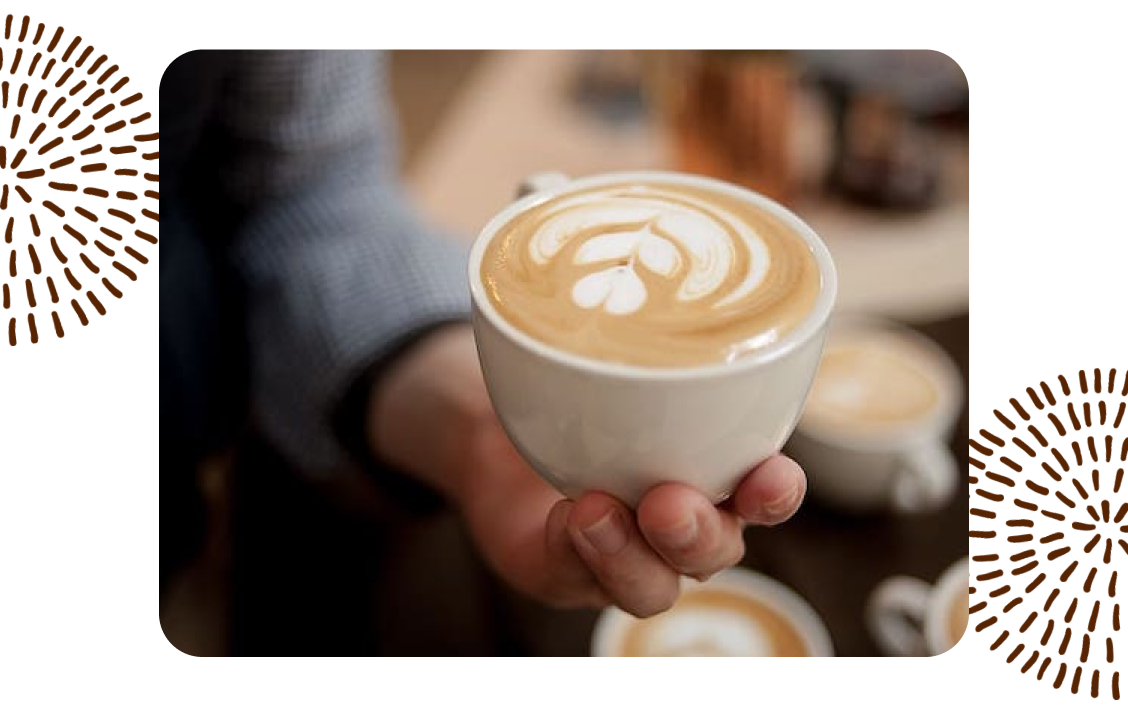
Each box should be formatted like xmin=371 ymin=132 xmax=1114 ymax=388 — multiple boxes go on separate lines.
xmin=468 ymin=170 xmax=837 ymax=507
xmin=867 ymin=557 xmax=969 ymax=656
xmin=591 ymin=567 xmax=834 ymax=656
xmin=784 ymin=316 xmax=963 ymax=514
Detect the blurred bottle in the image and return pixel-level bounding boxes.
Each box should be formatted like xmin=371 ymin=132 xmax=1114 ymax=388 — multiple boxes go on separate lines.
xmin=644 ymin=51 xmax=800 ymax=206
xmin=572 ymin=51 xmax=648 ymax=126
xmin=802 ymin=51 xmax=968 ymax=211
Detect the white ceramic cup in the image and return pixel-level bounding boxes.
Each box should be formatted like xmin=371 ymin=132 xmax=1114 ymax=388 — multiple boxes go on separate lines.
xmin=867 ymin=557 xmax=969 ymax=657
xmin=591 ymin=567 xmax=835 ymax=657
xmin=784 ymin=317 xmax=964 ymax=514
xmin=468 ymin=170 xmax=838 ymax=507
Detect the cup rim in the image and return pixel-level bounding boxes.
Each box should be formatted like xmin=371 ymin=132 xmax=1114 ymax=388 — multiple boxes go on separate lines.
xmin=468 ymin=170 xmax=838 ymax=382
xmin=925 ymin=557 xmax=969 ymax=655
xmin=590 ymin=567 xmax=835 ymax=657
xmin=792 ymin=313 xmax=966 ymax=450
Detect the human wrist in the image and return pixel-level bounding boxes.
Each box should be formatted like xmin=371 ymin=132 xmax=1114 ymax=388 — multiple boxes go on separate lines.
xmin=365 ymin=323 xmax=494 ymax=503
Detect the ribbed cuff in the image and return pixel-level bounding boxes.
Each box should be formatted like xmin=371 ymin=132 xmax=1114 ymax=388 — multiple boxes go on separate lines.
xmin=331 ymin=319 xmax=469 ymax=515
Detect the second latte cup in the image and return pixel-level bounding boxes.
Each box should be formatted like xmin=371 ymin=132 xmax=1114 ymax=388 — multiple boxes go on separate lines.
xmin=468 ymin=171 xmax=837 ymax=506
xmin=785 ymin=317 xmax=964 ymax=514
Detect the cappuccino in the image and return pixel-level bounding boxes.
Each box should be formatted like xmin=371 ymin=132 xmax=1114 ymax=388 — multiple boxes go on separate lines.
xmin=802 ymin=328 xmax=944 ymax=435
xmin=470 ymin=171 xmax=837 ymax=506
xmin=619 ymin=588 xmax=809 ymax=657
xmin=481 ymin=180 xmax=820 ymax=367
xmin=592 ymin=568 xmax=834 ymax=657
xmin=788 ymin=320 xmax=962 ymax=513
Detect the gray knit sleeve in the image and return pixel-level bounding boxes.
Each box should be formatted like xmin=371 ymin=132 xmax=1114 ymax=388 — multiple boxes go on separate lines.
xmin=222 ymin=51 xmax=470 ymax=477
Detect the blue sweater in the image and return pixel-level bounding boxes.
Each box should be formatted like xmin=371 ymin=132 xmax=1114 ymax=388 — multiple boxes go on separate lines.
xmin=160 ymin=50 xmax=469 ymax=479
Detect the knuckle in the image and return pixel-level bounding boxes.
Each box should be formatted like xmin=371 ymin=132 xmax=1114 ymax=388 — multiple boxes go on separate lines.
xmin=634 ymin=582 xmax=680 ymax=618
xmin=727 ymin=536 xmax=747 ymax=566
xmin=667 ymin=533 xmax=723 ymax=576
xmin=617 ymin=581 xmax=677 ymax=619
xmin=683 ymin=538 xmax=744 ymax=581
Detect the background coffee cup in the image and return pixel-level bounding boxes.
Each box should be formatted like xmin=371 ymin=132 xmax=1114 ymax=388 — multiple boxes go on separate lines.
xmin=469 ymin=170 xmax=837 ymax=507
xmin=866 ymin=557 xmax=969 ymax=656
xmin=784 ymin=316 xmax=963 ymax=514
xmin=591 ymin=567 xmax=835 ymax=657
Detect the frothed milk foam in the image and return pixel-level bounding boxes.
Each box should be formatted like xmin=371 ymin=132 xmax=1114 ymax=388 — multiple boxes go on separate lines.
xmin=618 ymin=588 xmax=809 ymax=657
xmin=481 ymin=181 xmax=820 ymax=367
xmin=803 ymin=329 xmax=942 ymax=433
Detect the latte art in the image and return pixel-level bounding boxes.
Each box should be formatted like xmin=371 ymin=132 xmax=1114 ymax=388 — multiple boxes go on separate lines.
xmin=618 ymin=588 xmax=810 ymax=657
xmin=803 ymin=330 xmax=943 ymax=434
xmin=642 ymin=606 xmax=776 ymax=656
xmin=530 ymin=192 xmax=771 ymax=316
xmin=482 ymin=181 xmax=820 ymax=367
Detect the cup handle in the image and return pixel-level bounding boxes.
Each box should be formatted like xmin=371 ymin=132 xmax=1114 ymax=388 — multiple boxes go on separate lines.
xmin=890 ymin=440 xmax=956 ymax=513
xmin=516 ymin=171 xmax=571 ymax=199
xmin=867 ymin=576 xmax=932 ymax=656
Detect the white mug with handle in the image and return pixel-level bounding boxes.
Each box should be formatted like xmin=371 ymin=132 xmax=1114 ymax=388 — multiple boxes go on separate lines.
xmin=785 ymin=316 xmax=963 ymax=514
xmin=867 ymin=557 xmax=969 ymax=656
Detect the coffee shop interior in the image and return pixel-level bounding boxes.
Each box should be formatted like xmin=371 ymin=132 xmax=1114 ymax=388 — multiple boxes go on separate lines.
xmin=161 ymin=50 xmax=969 ymax=657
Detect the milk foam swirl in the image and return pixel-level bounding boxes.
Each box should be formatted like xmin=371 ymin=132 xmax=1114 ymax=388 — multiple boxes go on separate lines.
xmin=616 ymin=587 xmax=812 ymax=656
xmin=528 ymin=191 xmax=770 ymax=316
xmin=481 ymin=181 xmax=821 ymax=368
xmin=643 ymin=608 xmax=773 ymax=656
xmin=804 ymin=332 xmax=941 ymax=431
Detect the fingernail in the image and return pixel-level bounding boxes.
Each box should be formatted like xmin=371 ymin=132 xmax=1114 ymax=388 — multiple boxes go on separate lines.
xmin=582 ymin=508 xmax=630 ymax=556
xmin=654 ymin=513 xmax=699 ymax=551
xmin=763 ymin=485 xmax=803 ymax=519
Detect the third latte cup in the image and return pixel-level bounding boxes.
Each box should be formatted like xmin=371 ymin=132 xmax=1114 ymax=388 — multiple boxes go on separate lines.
xmin=591 ymin=567 xmax=835 ymax=657
xmin=468 ymin=171 xmax=837 ymax=506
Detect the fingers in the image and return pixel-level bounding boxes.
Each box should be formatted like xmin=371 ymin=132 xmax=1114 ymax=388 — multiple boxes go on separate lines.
xmin=542 ymin=457 xmax=805 ymax=617
xmin=541 ymin=499 xmax=611 ymax=609
xmin=566 ymin=493 xmax=680 ymax=618
xmin=732 ymin=454 xmax=807 ymax=526
xmin=637 ymin=483 xmax=746 ymax=581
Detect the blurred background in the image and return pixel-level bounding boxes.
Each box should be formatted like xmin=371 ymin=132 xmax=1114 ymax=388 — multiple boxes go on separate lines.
xmin=161 ymin=50 xmax=968 ymax=656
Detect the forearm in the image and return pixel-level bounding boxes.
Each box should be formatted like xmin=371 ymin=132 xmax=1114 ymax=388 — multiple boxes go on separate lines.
xmin=220 ymin=51 xmax=471 ymax=477
xmin=366 ymin=325 xmax=587 ymax=604
xmin=365 ymin=324 xmax=498 ymax=504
